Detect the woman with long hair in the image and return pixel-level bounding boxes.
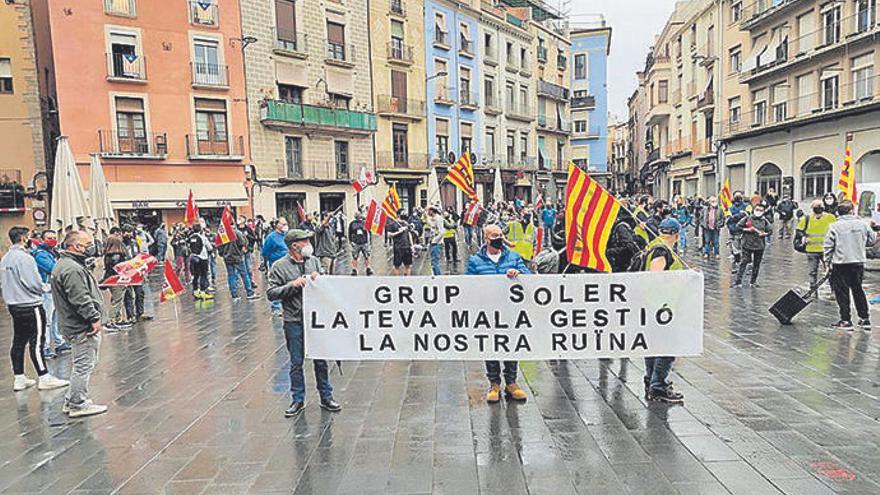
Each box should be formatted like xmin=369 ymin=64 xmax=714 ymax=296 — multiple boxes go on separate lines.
xmin=102 ymin=234 xmax=132 ymax=331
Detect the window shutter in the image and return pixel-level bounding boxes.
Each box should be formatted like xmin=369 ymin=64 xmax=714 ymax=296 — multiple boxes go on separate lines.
xmin=275 ymin=0 xmax=295 ymax=36
xmin=327 ymin=22 xmax=345 ymax=45
xmin=194 ymin=98 xmax=227 ymax=111
xmin=115 ymin=97 xmax=144 ymax=112
xmin=0 ymin=59 xmax=10 ymax=78
xmin=391 ymin=20 xmax=404 ymax=38
xmin=391 ymin=70 xmax=407 ymax=100
xmin=436 ymin=118 xmax=449 ymax=136
xmin=461 ymin=122 xmax=472 ymax=138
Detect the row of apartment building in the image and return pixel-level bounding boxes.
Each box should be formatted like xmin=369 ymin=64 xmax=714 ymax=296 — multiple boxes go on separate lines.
xmin=618 ymin=0 xmax=880 ymax=205
xmin=0 ymin=0 xmax=611 ymax=233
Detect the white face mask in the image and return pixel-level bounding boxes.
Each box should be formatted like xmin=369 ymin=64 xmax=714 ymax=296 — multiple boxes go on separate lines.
xmin=300 ymin=244 xmax=314 ymax=258
xmin=280 ymin=224 xmax=289 ymax=233
xmin=754 ymin=210 xmax=764 ymax=218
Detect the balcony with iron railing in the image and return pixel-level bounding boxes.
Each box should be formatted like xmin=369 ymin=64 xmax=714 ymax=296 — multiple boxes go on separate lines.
xmin=484 ymin=92 xmax=502 ymax=114
xmin=188 ymin=0 xmax=219 ymax=26
xmin=185 ymin=134 xmax=244 ymax=160
xmin=0 ymin=169 xmax=26 ymax=212
xmin=520 ymin=59 xmax=531 ymax=77
xmin=459 ymin=89 xmax=479 ymax=110
xmin=104 ymin=0 xmax=136 ymax=17
xmin=742 ymin=10 xmax=878 ymax=82
xmin=459 ymin=36 xmax=474 ymax=57
xmin=557 ymin=54 xmax=567 ymax=70
xmin=273 ymin=29 xmax=309 ymax=57
xmin=571 ymin=93 xmax=596 ymax=109
xmin=284 ymin=159 xmax=358 ymax=181
xmin=693 ymin=137 xmax=714 ymax=157
xmin=505 ymin=54 xmax=519 ymax=73
xmin=260 ymin=100 xmax=377 ymax=135
xmin=646 ymin=147 xmax=662 ymax=165
xmin=646 ymin=54 xmax=671 ymax=73
xmin=98 ymin=130 xmax=167 ymax=158
xmin=537 ymin=46 xmax=548 ymax=63
xmin=506 ymin=102 xmax=534 ymax=121
xmin=697 ymin=85 xmax=715 ymax=110
xmin=376 ymin=95 xmax=426 ymax=119
xmin=387 ymin=41 xmax=414 ymax=65
xmin=326 ymin=42 xmax=357 ymax=66
xmin=484 ymin=44 xmax=498 ymax=66
xmin=191 ymin=62 xmax=228 ymax=88
xmin=434 ymin=28 xmax=450 ymax=49
xmin=106 ymin=53 xmax=147 ymax=82
xmin=740 ymin=0 xmax=799 ymax=29
xmin=389 ymin=0 xmax=405 ymax=16
xmin=433 ymin=85 xmax=456 ymax=105
xmin=723 ymin=75 xmax=880 ymax=136
xmin=537 ymin=79 xmax=569 ymax=101
xmin=664 ymin=136 xmax=692 ymax=157
xmin=376 ymin=152 xmax=430 ymax=170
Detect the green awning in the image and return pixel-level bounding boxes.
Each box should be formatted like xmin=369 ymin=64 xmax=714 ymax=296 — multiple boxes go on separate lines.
xmin=538 ymin=139 xmax=549 ymax=164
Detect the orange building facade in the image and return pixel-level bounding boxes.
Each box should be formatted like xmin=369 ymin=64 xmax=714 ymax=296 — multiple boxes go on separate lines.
xmin=33 ymin=0 xmax=251 ymax=229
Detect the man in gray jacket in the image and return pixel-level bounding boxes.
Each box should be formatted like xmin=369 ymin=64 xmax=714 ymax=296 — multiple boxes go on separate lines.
xmin=267 ymin=229 xmax=341 ymax=418
xmin=0 ymin=227 xmax=69 ymax=391
xmin=52 ymin=230 xmax=107 ymax=417
xmin=824 ymin=200 xmax=876 ymax=330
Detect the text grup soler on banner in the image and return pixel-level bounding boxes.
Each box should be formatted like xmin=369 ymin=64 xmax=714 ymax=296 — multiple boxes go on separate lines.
xmin=304 ymin=272 xmax=704 ymax=361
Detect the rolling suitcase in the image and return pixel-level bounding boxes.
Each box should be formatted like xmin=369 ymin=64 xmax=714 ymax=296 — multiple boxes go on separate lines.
xmin=769 ymin=273 xmax=831 ymax=324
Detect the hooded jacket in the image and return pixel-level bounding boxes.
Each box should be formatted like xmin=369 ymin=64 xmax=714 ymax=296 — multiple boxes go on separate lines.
xmin=0 ymin=245 xmax=44 ymax=306
xmin=51 ymin=251 xmax=104 ymax=337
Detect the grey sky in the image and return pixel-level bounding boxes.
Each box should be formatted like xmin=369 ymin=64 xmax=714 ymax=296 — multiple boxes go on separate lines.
xmin=568 ymin=0 xmax=677 ymax=120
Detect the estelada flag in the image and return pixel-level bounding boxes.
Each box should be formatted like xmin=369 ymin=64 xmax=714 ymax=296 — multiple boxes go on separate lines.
xmin=296 ymin=201 xmax=307 ymax=223
xmin=446 ymin=152 xmax=479 ymax=202
xmin=352 ymin=166 xmax=375 ymax=193
xmin=184 ymin=189 xmax=199 ymax=227
xmin=364 ymin=199 xmax=387 ymax=235
xmin=382 ymin=184 xmax=402 ymax=219
xmin=534 ymin=195 xmax=544 ymax=211
xmin=160 ymin=260 xmax=185 ymax=303
xmin=214 ymin=206 xmax=237 ymax=246
xmin=719 ymin=178 xmax=733 ymax=212
xmin=564 ymin=163 xmax=621 ymax=272
xmin=838 ymin=143 xmax=858 ymax=203
xmin=463 ymin=201 xmax=481 ymax=226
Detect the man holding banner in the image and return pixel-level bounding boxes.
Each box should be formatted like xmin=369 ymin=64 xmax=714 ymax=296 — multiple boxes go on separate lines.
xmin=465 ymin=224 xmax=530 ymax=403
xmin=267 ymin=229 xmax=341 ymax=417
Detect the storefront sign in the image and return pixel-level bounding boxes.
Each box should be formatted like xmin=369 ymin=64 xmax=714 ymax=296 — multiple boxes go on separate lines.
xmin=305 ymin=272 xmax=704 ymax=361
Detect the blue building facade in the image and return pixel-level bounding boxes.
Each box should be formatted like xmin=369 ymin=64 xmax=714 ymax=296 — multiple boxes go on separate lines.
xmin=424 ymin=0 xmax=480 ymax=209
xmin=570 ymin=27 xmax=611 ymax=173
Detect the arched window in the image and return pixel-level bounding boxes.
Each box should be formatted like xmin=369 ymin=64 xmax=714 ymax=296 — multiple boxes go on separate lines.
xmin=858 ymin=150 xmax=880 ymax=183
xmin=801 ymin=157 xmax=833 ymax=200
xmin=756 ymin=163 xmax=781 ymax=197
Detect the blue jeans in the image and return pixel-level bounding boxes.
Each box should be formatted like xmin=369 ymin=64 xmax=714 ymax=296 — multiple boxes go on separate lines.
xmin=268 ymin=258 xmax=282 ymax=311
xmin=42 ymin=292 xmax=64 ymax=347
xmin=283 ymin=322 xmax=332 ymax=403
xmin=209 ymin=254 xmax=217 ymax=284
xmin=679 ymin=226 xmax=688 ymax=250
xmin=430 ymin=244 xmax=443 ymax=275
xmin=244 ymin=252 xmax=254 ymax=284
xmin=463 ymin=225 xmax=473 ymax=247
xmin=644 ymin=356 xmax=675 ymax=392
xmin=485 ymin=360 xmax=518 ymax=385
xmin=226 ymin=259 xmax=254 ymax=298
xmin=703 ymin=229 xmax=720 ymax=255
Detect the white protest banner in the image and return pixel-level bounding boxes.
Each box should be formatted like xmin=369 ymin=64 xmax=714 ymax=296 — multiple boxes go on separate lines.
xmin=304 ymin=271 xmax=704 ymax=361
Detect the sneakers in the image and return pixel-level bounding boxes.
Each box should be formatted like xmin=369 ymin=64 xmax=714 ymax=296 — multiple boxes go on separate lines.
xmin=486 ymin=383 xmax=502 ymax=403
xmin=647 ymin=386 xmax=684 ymax=404
xmin=37 ymin=374 xmax=70 ymax=390
xmin=193 ymin=290 xmax=202 ymax=300
xmin=320 ymin=398 xmax=342 ymax=412
xmin=13 ymin=375 xmax=36 ymax=391
xmin=68 ymin=402 xmax=108 ymax=418
xmin=858 ymin=319 xmax=872 ymax=330
xmin=750 ymin=282 xmax=761 ymax=288
xmin=831 ymin=320 xmax=854 ymax=330
xmin=231 ymin=297 xmax=242 ymax=303
xmin=199 ymin=291 xmax=214 ymax=301
xmin=247 ymin=293 xmax=260 ymax=301
xmin=284 ymin=401 xmax=305 ymax=418
xmin=55 ymin=342 xmax=72 ymax=353
xmin=42 ymin=348 xmax=57 ymax=359
xmin=505 ymin=383 xmax=527 ymax=401
xmin=366 ymin=268 xmax=374 ymax=276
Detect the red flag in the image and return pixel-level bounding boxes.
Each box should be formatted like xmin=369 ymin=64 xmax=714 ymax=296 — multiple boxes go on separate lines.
xmin=534 ymin=227 xmax=544 ymax=258
xmin=100 ymin=271 xmax=145 ymax=287
xmin=464 ymin=201 xmax=481 ymax=226
xmin=364 ymin=200 xmax=387 ymax=235
xmin=214 ymin=206 xmax=237 ymax=246
xmin=113 ymin=253 xmax=158 ymax=279
xmin=296 ymin=201 xmax=306 ymax=224
xmin=184 ymin=189 xmax=199 ymax=227
xmin=160 ymin=260 xmax=185 ymax=303
xmin=351 ymin=166 xmax=375 ymax=193
xmin=534 ymin=195 xmax=544 ymax=211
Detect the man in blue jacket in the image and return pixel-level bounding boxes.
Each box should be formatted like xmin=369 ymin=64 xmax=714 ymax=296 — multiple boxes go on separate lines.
xmin=32 ymin=230 xmax=70 ymax=357
xmin=466 ymin=224 xmax=530 ymax=403
xmin=261 ymin=217 xmax=290 ymax=316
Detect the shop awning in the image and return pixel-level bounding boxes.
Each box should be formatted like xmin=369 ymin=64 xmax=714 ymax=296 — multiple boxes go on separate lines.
xmin=108 ymin=182 xmax=248 ymax=209
xmin=538 ymin=140 xmax=549 ymax=166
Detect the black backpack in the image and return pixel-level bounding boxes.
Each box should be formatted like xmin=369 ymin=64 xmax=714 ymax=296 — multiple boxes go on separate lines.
xmin=187 ymin=233 xmax=204 ymax=256
xmin=793 ymin=215 xmax=810 ymax=253
xmin=627 ymin=244 xmax=674 ymax=272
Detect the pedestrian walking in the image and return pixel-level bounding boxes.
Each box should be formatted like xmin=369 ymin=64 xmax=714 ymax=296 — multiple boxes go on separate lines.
xmin=541 ymin=202 xmax=557 ymax=248
xmin=52 ymin=230 xmax=107 ymax=417
xmin=701 ymin=197 xmax=723 ymax=259
xmin=153 ymin=224 xmax=168 ymax=263
xmin=315 ymin=212 xmax=338 ymax=275
xmin=674 ymin=197 xmax=692 ymax=252
xmin=466 ymin=224 xmax=530 ymax=403
xmin=727 ymin=192 xmax=749 ymax=272
xmin=267 ymin=229 xmax=341 ymax=418
xmin=348 ymin=211 xmax=373 ymax=276
xmin=796 ymin=199 xmax=836 ymax=291
xmin=824 ymin=200 xmax=875 ymax=330
xmin=426 ymin=206 xmax=444 ymax=275
xmin=642 ymin=218 xmax=685 ymax=404
xmin=101 ymin=235 xmax=133 ymax=331
xmin=188 ymin=224 xmax=213 ymax=301
xmin=239 ymin=217 xmax=259 ymax=288
xmin=32 ymin=229 xmax=70 ymax=357
xmin=733 ymin=202 xmax=772 ymax=288
xmin=0 ymin=227 xmax=69 ymax=392
xmin=262 ymin=217 xmax=290 ymax=316
xmin=386 ymin=212 xmax=414 ymax=276
xmin=776 ymin=196 xmax=798 ymax=239
xmin=219 ymin=225 xmax=258 ymax=302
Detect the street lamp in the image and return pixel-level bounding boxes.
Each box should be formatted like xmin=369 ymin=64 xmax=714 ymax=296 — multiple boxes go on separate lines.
xmin=426 ymin=70 xmax=448 ymax=82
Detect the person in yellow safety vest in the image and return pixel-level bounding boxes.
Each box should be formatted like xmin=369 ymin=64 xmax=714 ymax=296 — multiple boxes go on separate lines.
xmin=505 ymin=211 xmax=536 ymax=262
xmin=642 ymin=217 xmax=685 ymax=404
xmin=442 ymin=211 xmax=459 ymax=264
xmin=796 ymin=199 xmax=837 ymax=292
xmin=633 ymin=205 xmax=652 ymax=243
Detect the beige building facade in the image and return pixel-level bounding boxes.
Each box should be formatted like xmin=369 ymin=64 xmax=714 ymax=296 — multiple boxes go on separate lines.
xmin=243 ymin=0 xmax=377 ymax=222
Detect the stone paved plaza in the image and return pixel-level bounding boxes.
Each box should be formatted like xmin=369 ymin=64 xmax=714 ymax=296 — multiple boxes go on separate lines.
xmin=0 ymin=239 xmax=879 ymax=494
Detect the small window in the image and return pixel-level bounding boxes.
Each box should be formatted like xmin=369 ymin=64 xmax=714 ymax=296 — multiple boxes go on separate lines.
xmin=278 ymin=84 xmax=303 ymax=103
xmin=858 ymin=191 xmax=876 ymax=217
xmin=0 ymin=58 xmax=12 ymax=94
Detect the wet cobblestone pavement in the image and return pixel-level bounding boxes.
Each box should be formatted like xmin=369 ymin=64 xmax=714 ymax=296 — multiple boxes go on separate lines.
xmin=1 ymin=236 xmax=879 ymax=494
